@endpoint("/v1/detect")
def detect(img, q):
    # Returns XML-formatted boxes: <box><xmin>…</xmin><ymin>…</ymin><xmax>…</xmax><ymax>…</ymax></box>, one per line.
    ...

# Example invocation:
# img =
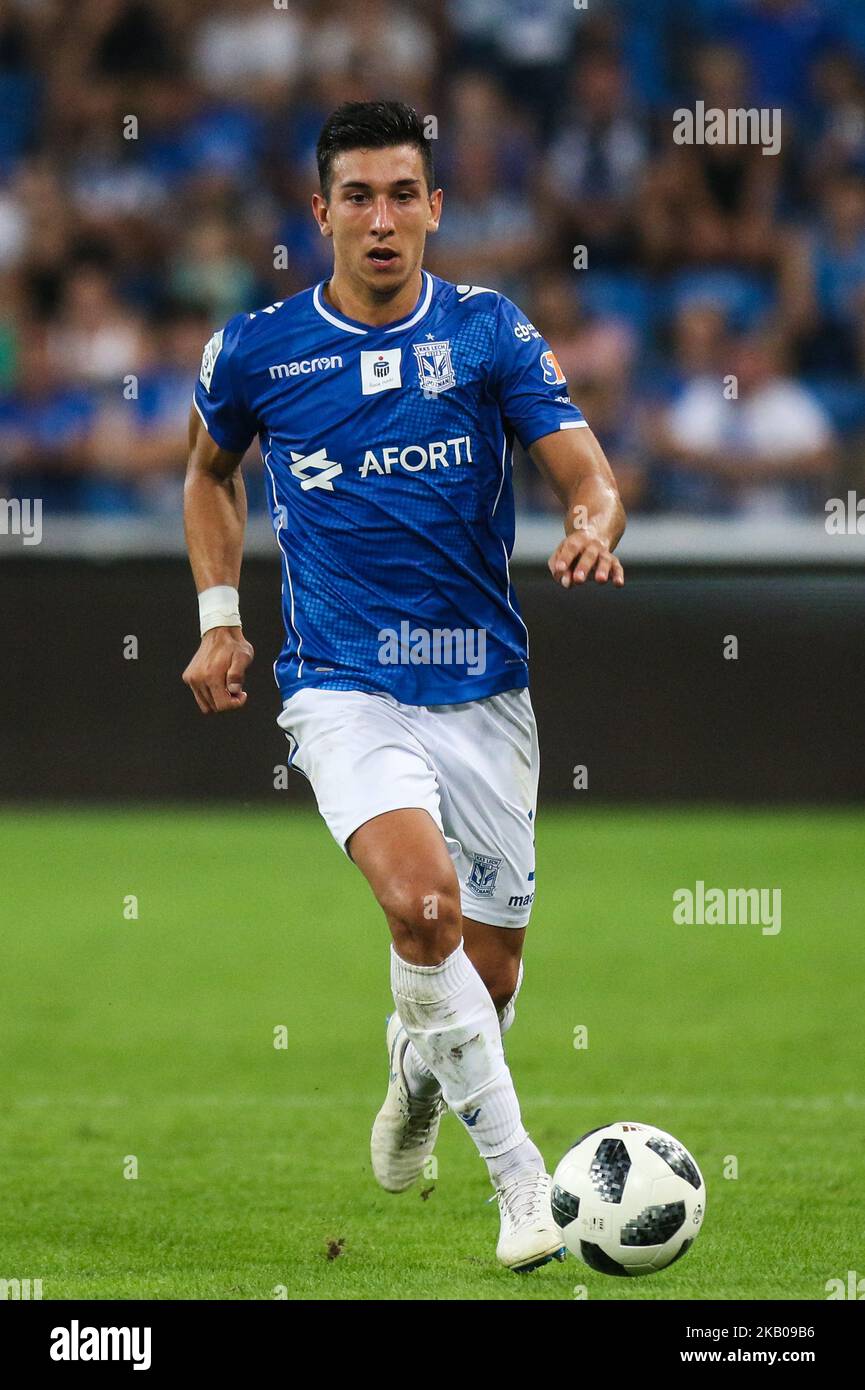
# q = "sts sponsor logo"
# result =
<box><xmin>540</xmin><ymin>349</ymin><xmax>566</xmax><ymax>386</ymax></box>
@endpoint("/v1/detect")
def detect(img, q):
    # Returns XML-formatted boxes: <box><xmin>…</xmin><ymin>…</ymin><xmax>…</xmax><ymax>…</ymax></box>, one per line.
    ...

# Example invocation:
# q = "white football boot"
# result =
<box><xmin>371</xmin><ymin>1012</ymin><xmax>446</xmax><ymax>1193</ymax></box>
<box><xmin>493</xmin><ymin>1169</ymin><xmax>568</xmax><ymax>1272</ymax></box>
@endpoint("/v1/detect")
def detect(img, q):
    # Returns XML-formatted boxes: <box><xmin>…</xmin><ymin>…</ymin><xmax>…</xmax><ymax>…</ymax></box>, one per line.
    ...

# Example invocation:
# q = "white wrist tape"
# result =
<box><xmin>198</xmin><ymin>585</ymin><xmax>241</xmax><ymax>635</ymax></box>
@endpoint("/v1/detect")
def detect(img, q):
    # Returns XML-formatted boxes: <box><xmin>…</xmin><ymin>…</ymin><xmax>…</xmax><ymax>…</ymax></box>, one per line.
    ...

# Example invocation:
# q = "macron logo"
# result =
<box><xmin>269</xmin><ymin>356</ymin><xmax>342</xmax><ymax>379</ymax></box>
<box><xmin>289</xmin><ymin>447</ymin><xmax>343</xmax><ymax>492</ymax></box>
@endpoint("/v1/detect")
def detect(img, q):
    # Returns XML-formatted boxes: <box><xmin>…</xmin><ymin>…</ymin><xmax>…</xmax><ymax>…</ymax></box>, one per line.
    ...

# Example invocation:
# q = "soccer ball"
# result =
<box><xmin>551</xmin><ymin>1121</ymin><xmax>706</xmax><ymax>1276</ymax></box>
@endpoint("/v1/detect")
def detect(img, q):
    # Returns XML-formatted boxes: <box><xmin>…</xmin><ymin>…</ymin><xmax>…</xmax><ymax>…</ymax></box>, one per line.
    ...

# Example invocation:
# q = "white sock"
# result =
<box><xmin>497</xmin><ymin>957</ymin><xmax>524</xmax><ymax>1038</ymax></box>
<box><xmin>390</xmin><ymin>938</ymin><xmax>527</xmax><ymax>1159</ymax></box>
<box><xmin>402</xmin><ymin>1039</ymin><xmax>442</xmax><ymax>1098</ymax></box>
<box><xmin>402</xmin><ymin>956</ymin><xmax>524</xmax><ymax>1097</ymax></box>
<box><xmin>486</xmin><ymin>1133</ymin><xmax>545</xmax><ymax>1186</ymax></box>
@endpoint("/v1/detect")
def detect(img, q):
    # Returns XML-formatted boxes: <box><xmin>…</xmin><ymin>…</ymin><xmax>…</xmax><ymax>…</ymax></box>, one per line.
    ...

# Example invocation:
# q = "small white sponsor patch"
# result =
<box><xmin>361</xmin><ymin>348</ymin><xmax>402</xmax><ymax>395</ymax></box>
<box><xmin>199</xmin><ymin>329</ymin><xmax>224</xmax><ymax>393</ymax></box>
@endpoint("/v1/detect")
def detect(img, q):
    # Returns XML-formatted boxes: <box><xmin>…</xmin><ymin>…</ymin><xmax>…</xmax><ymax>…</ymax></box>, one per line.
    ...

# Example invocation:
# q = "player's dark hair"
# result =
<box><xmin>316</xmin><ymin>101</ymin><xmax>435</xmax><ymax>199</ymax></box>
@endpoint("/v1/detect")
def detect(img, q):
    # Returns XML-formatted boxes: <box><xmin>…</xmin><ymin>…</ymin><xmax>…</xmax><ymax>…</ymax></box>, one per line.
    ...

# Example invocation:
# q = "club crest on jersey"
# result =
<box><xmin>413</xmin><ymin>339</ymin><xmax>456</xmax><ymax>396</ymax></box>
<box><xmin>466</xmin><ymin>852</ymin><xmax>503</xmax><ymax>898</ymax></box>
<box><xmin>199</xmin><ymin>329</ymin><xmax>224</xmax><ymax>393</ymax></box>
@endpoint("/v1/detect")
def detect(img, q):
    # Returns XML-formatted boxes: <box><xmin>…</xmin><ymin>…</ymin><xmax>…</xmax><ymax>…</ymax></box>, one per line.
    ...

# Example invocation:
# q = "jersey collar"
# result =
<box><xmin>312</xmin><ymin>270</ymin><xmax>434</xmax><ymax>336</ymax></box>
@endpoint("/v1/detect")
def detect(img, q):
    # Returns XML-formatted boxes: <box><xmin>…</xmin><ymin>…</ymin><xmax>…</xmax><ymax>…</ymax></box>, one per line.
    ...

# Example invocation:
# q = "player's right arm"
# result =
<box><xmin>182</xmin><ymin>404</ymin><xmax>254</xmax><ymax>714</ymax></box>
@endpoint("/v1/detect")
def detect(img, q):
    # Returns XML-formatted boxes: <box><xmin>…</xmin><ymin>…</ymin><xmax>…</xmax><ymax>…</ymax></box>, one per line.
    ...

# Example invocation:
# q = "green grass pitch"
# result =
<box><xmin>0</xmin><ymin>805</ymin><xmax>860</xmax><ymax>1301</ymax></box>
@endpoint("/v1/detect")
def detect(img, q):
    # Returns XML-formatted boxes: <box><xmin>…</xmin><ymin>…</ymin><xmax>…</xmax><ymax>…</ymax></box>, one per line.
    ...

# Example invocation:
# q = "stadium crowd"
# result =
<box><xmin>1</xmin><ymin>0</ymin><xmax>864</xmax><ymax>520</ymax></box>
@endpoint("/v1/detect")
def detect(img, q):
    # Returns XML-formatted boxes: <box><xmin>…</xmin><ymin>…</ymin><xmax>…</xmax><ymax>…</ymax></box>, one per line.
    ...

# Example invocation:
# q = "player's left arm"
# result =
<box><xmin>529</xmin><ymin>427</ymin><xmax>626</xmax><ymax>588</ymax></box>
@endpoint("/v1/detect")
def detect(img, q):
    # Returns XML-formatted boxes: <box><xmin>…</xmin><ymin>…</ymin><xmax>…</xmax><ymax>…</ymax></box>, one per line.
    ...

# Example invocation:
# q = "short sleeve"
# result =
<box><xmin>489</xmin><ymin>295</ymin><xmax>588</xmax><ymax>449</ymax></box>
<box><xmin>192</xmin><ymin>314</ymin><xmax>257</xmax><ymax>453</ymax></box>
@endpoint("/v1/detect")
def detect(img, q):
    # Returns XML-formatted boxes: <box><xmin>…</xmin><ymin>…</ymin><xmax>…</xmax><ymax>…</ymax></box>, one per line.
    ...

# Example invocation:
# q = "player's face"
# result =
<box><xmin>313</xmin><ymin>145</ymin><xmax>442</xmax><ymax>295</ymax></box>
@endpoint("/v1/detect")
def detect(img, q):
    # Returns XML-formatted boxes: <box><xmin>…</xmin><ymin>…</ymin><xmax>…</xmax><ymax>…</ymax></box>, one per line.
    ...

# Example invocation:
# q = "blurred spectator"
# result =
<box><xmin>85</xmin><ymin>301</ymin><xmax>231</xmax><ymax>514</ymax></box>
<box><xmin>47</xmin><ymin>262</ymin><xmax>145</xmax><ymax>387</ymax></box>
<box><xmin>0</xmin><ymin>327</ymin><xmax>96</xmax><ymax>510</ymax></box>
<box><xmin>669</xmin><ymin>301</ymin><xmax>731</xmax><ymax>382</ymax></box>
<box><xmin>272</xmin><ymin>168</ymin><xmax>335</xmax><ymax>297</ymax></box>
<box><xmin>780</xmin><ymin>170</ymin><xmax>865</xmax><ymax>375</ymax></box>
<box><xmin>542</xmin><ymin>50</ymin><xmax>647</xmax><ymax>269</ymax></box>
<box><xmin>716</xmin><ymin>0</ymin><xmax>838</xmax><ymax>112</ymax></box>
<box><xmin>425</xmin><ymin>137</ymin><xmax>541</xmax><ymax>297</ymax></box>
<box><xmin>574</xmin><ymin>377</ymin><xmax>646</xmax><ymax>516</ymax></box>
<box><xmin>807</xmin><ymin>49</ymin><xmax>865</xmax><ymax>184</ymax></box>
<box><xmin>517</xmin><ymin>271</ymin><xmax>644</xmax><ymax>515</ymax></box>
<box><xmin>192</xmin><ymin>0</ymin><xmax>305</xmax><ymax>101</ymax></box>
<box><xmin>529</xmin><ymin>270</ymin><xmax>636</xmax><ymax>392</ymax></box>
<box><xmin>639</xmin><ymin>44</ymin><xmax>780</xmax><ymax>270</ymax></box>
<box><xmin>90</xmin><ymin>0</ymin><xmax>176</xmax><ymax>80</ymax></box>
<box><xmin>445</xmin><ymin>0</ymin><xmax>581</xmax><ymax>134</ymax></box>
<box><xmin>0</xmin><ymin>0</ymin><xmax>41</xmax><ymax>173</ymax></box>
<box><xmin>652</xmin><ymin>329</ymin><xmax>837</xmax><ymax>516</ymax></box>
<box><xmin>170</xmin><ymin>219</ymin><xmax>257</xmax><ymax>324</ymax></box>
<box><xmin>443</xmin><ymin>70</ymin><xmax>537</xmax><ymax>196</ymax></box>
<box><xmin>305</xmin><ymin>0</ymin><xmax>436</xmax><ymax>108</ymax></box>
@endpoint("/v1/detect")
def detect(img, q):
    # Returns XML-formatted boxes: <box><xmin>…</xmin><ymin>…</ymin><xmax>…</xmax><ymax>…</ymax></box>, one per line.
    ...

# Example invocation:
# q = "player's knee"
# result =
<box><xmin>381</xmin><ymin>875</ymin><xmax>461</xmax><ymax>955</ymax></box>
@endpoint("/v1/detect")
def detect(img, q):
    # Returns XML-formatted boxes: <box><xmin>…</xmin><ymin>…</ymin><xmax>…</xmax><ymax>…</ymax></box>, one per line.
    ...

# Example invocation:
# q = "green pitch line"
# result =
<box><xmin>0</xmin><ymin>806</ymin><xmax>860</xmax><ymax>1301</ymax></box>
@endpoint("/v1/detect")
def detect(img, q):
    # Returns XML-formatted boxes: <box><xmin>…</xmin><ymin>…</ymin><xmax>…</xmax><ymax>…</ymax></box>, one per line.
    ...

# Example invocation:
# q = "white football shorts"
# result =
<box><xmin>276</xmin><ymin>685</ymin><xmax>539</xmax><ymax>928</ymax></box>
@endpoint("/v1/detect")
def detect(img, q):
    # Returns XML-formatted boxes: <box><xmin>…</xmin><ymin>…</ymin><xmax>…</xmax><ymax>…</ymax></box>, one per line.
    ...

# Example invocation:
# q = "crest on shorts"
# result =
<box><xmin>413</xmin><ymin>339</ymin><xmax>456</xmax><ymax>395</ymax></box>
<box><xmin>466</xmin><ymin>852</ymin><xmax>502</xmax><ymax>898</ymax></box>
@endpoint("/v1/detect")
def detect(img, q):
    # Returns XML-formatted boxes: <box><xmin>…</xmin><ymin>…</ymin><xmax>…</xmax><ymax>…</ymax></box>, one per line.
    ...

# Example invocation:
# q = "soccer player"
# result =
<box><xmin>183</xmin><ymin>101</ymin><xmax>625</xmax><ymax>1273</ymax></box>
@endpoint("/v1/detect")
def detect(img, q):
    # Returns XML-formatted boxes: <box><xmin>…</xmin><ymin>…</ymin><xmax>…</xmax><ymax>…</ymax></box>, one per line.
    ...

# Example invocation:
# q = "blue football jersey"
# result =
<box><xmin>192</xmin><ymin>271</ymin><xmax>587</xmax><ymax>705</ymax></box>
